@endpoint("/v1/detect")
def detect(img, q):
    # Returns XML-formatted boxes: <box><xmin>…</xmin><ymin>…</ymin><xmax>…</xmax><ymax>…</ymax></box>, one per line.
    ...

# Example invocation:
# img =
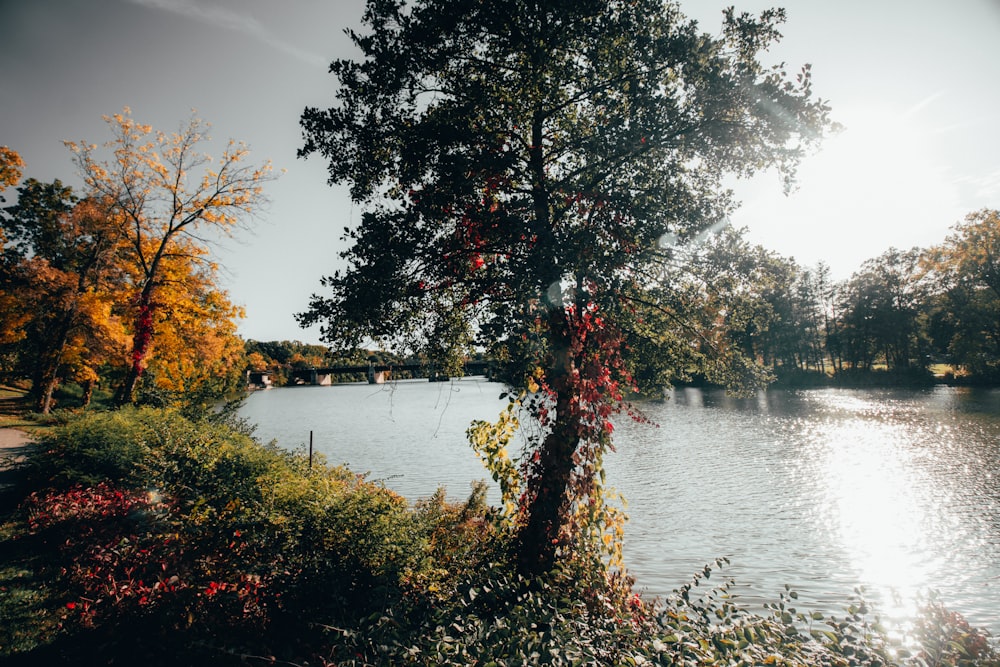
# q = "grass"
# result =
<box><xmin>0</xmin><ymin>537</ymin><xmax>61</xmax><ymax>655</ymax></box>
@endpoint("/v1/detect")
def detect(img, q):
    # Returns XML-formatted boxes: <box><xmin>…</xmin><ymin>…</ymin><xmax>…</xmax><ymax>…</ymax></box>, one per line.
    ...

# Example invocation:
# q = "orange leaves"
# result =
<box><xmin>64</xmin><ymin>108</ymin><xmax>276</xmax><ymax>403</ymax></box>
<box><xmin>71</xmin><ymin>108</ymin><xmax>276</xmax><ymax>246</ymax></box>
<box><xmin>0</xmin><ymin>145</ymin><xmax>25</xmax><ymax>189</ymax></box>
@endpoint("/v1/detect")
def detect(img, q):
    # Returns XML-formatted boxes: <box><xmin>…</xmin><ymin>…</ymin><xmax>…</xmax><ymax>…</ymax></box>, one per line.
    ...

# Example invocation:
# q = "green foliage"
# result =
<box><xmin>468</xmin><ymin>395</ymin><xmax>522</xmax><ymax>523</ymax></box>
<box><xmin>25</xmin><ymin>408</ymin><xmax>158</xmax><ymax>487</ymax></box>
<box><xmin>316</xmin><ymin>558</ymin><xmax>649</xmax><ymax>666</ymax></box>
<box><xmin>6</xmin><ymin>407</ymin><xmax>497</xmax><ymax>663</ymax></box>
<box><xmin>305</xmin><ymin>557</ymin><xmax>1000</xmax><ymax>667</ymax></box>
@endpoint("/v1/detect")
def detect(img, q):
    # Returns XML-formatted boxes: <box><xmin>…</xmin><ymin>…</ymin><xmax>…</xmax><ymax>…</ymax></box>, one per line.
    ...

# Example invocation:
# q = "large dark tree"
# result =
<box><xmin>299</xmin><ymin>0</ymin><xmax>831</xmax><ymax>573</ymax></box>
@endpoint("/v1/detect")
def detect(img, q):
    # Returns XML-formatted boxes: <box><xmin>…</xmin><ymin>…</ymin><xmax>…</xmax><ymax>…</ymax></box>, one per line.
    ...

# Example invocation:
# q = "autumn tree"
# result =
<box><xmin>125</xmin><ymin>241</ymin><xmax>248</xmax><ymax>410</ymax></box>
<box><xmin>0</xmin><ymin>146</ymin><xmax>25</xmax><ymax>195</ymax></box>
<box><xmin>1</xmin><ymin>177</ymin><xmax>130</xmax><ymax>411</ymax></box>
<box><xmin>299</xmin><ymin>0</ymin><xmax>831</xmax><ymax>573</ymax></box>
<box><xmin>66</xmin><ymin>109</ymin><xmax>277</xmax><ymax>405</ymax></box>
<box><xmin>0</xmin><ymin>147</ymin><xmax>28</xmax><ymax>376</ymax></box>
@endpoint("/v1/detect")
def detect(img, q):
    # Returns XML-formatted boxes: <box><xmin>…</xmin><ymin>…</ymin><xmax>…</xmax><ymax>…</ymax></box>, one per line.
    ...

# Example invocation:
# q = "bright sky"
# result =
<box><xmin>3</xmin><ymin>0</ymin><xmax>999</xmax><ymax>345</ymax></box>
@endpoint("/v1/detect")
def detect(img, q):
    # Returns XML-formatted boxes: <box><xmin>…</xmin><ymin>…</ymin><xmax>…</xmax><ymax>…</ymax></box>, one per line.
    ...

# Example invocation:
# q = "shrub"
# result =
<box><xmin>10</xmin><ymin>407</ymin><xmax>484</xmax><ymax>663</ymax></box>
<box><xmin>25</xmin><ymin>408</ymin><xmax>158</xmax><ymax>487</ymax></box>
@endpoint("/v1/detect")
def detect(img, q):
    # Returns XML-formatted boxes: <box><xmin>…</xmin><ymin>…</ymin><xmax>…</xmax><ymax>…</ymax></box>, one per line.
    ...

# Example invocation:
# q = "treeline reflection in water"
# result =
<box><xmin>239</xmin><ymin>381</ymin><xmax>1000</xmax><ymax>636</ymax></box>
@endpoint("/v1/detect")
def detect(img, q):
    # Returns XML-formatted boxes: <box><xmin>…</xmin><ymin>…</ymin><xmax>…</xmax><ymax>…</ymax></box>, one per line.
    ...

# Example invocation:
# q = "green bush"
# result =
<box><xmin>9</xmin><ymin>407</ymin><xmax>486</xmax><ymax>663</ymax></box>
<box><xmin>25</xmin><ymin>408</ymin><xmax>158</xmax><ymax>487</ymax></box>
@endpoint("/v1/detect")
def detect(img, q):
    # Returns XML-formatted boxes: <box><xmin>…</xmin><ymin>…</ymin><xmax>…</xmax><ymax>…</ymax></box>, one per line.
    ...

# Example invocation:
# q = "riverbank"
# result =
<box><xmin>676</xmin><ymin>366</ymin><xmax>1000</xmax><ymax>391</ymax></box>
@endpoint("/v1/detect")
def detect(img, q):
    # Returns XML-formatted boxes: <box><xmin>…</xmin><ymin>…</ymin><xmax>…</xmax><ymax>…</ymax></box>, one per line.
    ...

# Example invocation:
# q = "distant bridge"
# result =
<box><xmin>288</xmin><ymin>359</ymin><xmax>495</xmax><ymax>385</ymax></box>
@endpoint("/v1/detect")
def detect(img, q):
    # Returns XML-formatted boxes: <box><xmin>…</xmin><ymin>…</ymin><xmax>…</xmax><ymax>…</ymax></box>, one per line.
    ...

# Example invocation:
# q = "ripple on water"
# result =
<box><xmin>240</xmin><ymin>383</ymin><xmax>1000</xmax><ymax>636</ymax></box>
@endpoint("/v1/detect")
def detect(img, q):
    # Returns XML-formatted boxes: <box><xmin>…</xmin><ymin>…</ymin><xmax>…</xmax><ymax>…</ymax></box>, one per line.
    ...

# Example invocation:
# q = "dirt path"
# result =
<box><xmin>0</xmin><ymin>428</ymin><xmax>32</xmax><ymax>447</ymax></box>
<box><xmin>0</xmin><ymin>389</ymin><xmax>34</xmax><ymax>466</ymax></box>
<box><xmin>0</xmin><ymin>428</ymin><xmax>34</xmax><ymax>508</ymax></box>
<box><xmin>0</xmin><ymin>427</ymin><xmax>33</xmax><ymax>466</ymax></box>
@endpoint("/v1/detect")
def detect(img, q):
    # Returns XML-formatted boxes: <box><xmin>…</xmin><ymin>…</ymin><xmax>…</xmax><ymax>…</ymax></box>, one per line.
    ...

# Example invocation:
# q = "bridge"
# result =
<box><xmin>288</xmin><ymin>359</ymin><xmax>495</xmax><ymax>385</ymax></box>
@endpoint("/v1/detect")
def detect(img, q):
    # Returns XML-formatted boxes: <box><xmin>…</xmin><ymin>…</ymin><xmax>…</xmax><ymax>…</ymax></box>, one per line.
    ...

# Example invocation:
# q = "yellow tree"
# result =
<box><xmin>135</xmin><ymin>239</ymin><xmax>248</xmax><ymax>405</ymax></box>
<box><xmin>66</xmin><ymin>109</ymin><xmax>277</xmax><ymax>405</ymax></box>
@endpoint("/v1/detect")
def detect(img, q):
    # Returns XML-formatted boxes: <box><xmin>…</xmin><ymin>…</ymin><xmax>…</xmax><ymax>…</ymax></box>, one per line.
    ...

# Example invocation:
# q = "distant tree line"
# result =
<box><xmin>244</xmin><ymin>339</ymin><xmax>492</xmax><ymax>385</ymax></box>
<box><xmin>244</xmin><ymin>340</ymin><xmax>396</xmax><ymax>385</ymax></box>
<box><xmin>248</xmin><ymin>209</ymin><xmax>1000</xmax><ymax>391</ymax></box>
<box><xmin>681</xmin><ymin>209</ymin><xmax>1000</xmax><ymax>387</ymax></box>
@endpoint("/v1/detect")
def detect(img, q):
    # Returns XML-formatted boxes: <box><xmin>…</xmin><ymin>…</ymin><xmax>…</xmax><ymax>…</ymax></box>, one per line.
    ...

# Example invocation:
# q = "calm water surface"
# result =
<box><xmin>239</xmin><ymin>381</ymin><xmax>1000</xmax><ymax>635</ymax></box>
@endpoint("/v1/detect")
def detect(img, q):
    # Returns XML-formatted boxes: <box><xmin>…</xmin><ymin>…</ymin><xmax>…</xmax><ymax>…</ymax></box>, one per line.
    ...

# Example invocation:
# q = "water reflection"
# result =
<box><xmin>609</xmin><ymin>386</ymin><xmax>1000</xmax><ymax>635</ymax></box>
<box><xmin>810</xmin><ymin>417</ymin><xmax>930</xmax><ymax>627</ymax></box>
<box><xmin>241</xmin><ymin>383</ymin><xmax>1000</xmax><ymax>636</ymax></box>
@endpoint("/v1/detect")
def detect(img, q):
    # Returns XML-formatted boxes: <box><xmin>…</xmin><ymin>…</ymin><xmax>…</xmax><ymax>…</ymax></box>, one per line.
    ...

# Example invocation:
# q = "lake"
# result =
<box><xmin>238</xmin><ymin>380</ymin><xmax>1000</xmax><ymax>636</ymax></box>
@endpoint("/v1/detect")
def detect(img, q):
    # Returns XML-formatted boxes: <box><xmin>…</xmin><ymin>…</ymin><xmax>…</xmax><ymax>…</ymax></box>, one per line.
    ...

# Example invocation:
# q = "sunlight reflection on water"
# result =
<box><xmin>607</xmin><ymin>386</ymin><xmax>1000</xmax><ymax>635</ymax></box>
<box><xmin>240</xmin><ymin>382</ymin><xmax>1000</xmax><ymax>636</ymax></box>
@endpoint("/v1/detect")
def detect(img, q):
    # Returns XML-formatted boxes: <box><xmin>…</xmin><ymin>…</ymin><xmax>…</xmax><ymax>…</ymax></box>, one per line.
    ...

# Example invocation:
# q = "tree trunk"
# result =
<box><xmin>516</xmin><ymin>309</ymin><xmax>582</xmax><ymax>576</ymax></box>
<box><xmin>33</xmin><ymin>366</ymin><xmax>58</xmax><ymax>414</ymax></box>
<box><xmin>31</xmin><ymin>313</ymin><xmax>74</xmax><ymax>414</ymax></box>
<box><xmin>80</xmin><ymin>379</ymin><xmax>95</xmax><ymax>408</ymax></box>
<box><xmin>115</xmin><ymin>294</ymin><xmax>155</xmax><ymax>406</ymax></box>
<box><xmin>115</xmin><ymin>365</ymin><xmax>141</xmax><ymax>407</ymax></box>
<box><xmin>517</xmin><ymin>386</ymin><xmax>580</xmax><ymax>575</ymax></box>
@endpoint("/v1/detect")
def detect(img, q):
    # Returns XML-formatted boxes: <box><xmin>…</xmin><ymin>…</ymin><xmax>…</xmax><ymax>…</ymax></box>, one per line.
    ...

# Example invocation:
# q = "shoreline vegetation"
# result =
<box><xmin>1</xmin><ymin>393</ymin><xmax>997</xmax><ymax>665</ymax></box>
<box><xmin>683</xmin><ymin>368</ymin><xmax>1000</xmax><ymax>391</ymax></box>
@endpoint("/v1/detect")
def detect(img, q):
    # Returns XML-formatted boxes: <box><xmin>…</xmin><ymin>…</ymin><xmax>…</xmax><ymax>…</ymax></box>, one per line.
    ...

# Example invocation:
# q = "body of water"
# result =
<box><xmin>238</xmin><ymin>380</ymin><xmax>1000</xmax><ymax>635</ymax></box>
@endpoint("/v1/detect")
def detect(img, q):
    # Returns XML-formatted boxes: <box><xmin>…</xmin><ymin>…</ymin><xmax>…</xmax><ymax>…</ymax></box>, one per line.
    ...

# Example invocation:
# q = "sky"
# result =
<box><xmin>2</xmin><ymin>0</ymin><xmax>999</xmax><ymax>346</ymax></box>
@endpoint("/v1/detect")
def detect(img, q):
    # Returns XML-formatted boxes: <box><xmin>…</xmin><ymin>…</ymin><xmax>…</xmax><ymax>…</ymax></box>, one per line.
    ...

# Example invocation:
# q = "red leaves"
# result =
<box><xmin>204</xmin><ymin>580</ymin><xmax>223</xmax><ymax>597</ymax></box>
<box><xmin>26</xmin><ymin>482</ymin><xmax>270</xmax><ymax>632</ymax></box>
<box><xmin>514</xmin><ymin>296</ymin><xmax>647</xmax><ymax>563</ymax></box>
<box><xmin>129</xmin><ymin>300</ymin><xmax>156</xmax><ymax>373</ymax></box>
<box><xmin>27</xmin><ymin>482</ymin><xmax>147</xmax><ymax>533</ymax></box>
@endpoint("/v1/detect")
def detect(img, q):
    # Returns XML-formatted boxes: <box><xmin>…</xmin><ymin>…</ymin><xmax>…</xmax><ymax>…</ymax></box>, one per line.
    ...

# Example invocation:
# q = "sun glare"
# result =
<box><xmin>735</xmin><ymin>105</ymin><xmax>964</xmax><ymax>276</ymax></box>
<box><xmin>822</xmin><ymin>425</ymin><xmax>925</xmax><ymax>607</ymax></box>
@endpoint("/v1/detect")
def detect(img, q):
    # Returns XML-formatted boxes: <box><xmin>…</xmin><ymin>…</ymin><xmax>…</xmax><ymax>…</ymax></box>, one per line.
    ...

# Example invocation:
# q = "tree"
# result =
<box><xmin>1</xmin><ymin>180</ymin><xmax>129</xmax><ymax>412</ymax></box>
<box><xmin>66</xmin><ymin>109</ymin><xmax>277</xmax><ymax>405</ymax></box>
<box><xmin>132</xmin><ymin>253</ymin><xmax>248</xmax><ymax>409</ymax></box>
<box><xmin>0</xmin><ymin>147</ymin><xmax>28</xmax><ymax>366</ymax></box>
<box><xmin>924</xmin><ymin>209</ymin><xmax>1000</xmax><ymax>377</ymax></box>
<box><xmin>299</xmin><ymin>0</ymin><xmax>831</xmax><ymax>573</ymax></box>
<box><xmin>837</xmin><ymin>247</ymin><xmax>928</xmax><ymax>373</ymax></box>
<box><xmin>0</xmin><ymin>146</ymin><xmax>24</xmax><ymax>195</ymax></box>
